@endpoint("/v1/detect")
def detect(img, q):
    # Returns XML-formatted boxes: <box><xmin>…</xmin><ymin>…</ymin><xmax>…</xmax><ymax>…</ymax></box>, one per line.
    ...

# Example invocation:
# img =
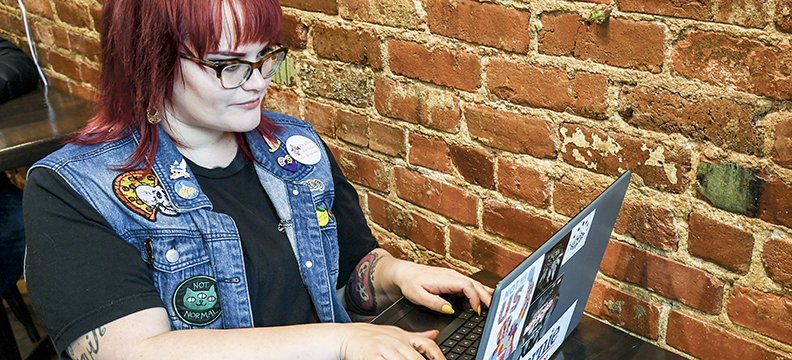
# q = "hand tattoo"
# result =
<box><xmin>346</xmin><ymin>252</ymin><xmax>381</xmax><ymax>315</ymax></box>
<box><xmin>67</xmin><ymin>326</ymin><xmax>106</xmax><ymax>360</ymax></box>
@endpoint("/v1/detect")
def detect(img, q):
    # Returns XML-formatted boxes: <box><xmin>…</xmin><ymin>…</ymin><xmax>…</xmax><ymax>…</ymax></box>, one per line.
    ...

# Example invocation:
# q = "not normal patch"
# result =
<box><xmin>172</xmin><ymin>275</ymin><xmax>221</xmax><ymax>326</ymax></box>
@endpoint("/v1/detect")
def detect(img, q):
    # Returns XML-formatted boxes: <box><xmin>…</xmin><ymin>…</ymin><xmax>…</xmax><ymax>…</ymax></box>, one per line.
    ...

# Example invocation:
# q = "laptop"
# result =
<box><xmin>372</xmin><ymin>171</ymin><xmax>632</xmax><ymax>360</ymax></box>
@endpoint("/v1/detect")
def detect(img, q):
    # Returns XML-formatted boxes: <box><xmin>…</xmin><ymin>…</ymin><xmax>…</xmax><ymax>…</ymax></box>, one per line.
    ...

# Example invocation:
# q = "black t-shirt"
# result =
<box><xmin>23</xmin><ymin>143</ymin><xmax>378</xmax><ymax>354</ymax></box>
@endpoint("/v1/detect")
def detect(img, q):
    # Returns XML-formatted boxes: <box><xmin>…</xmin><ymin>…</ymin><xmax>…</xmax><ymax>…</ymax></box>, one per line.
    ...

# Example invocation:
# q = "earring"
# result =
<box><xmin>146</xmin><ymin>109</ymin><xmax>162</xmax><ymax>124</ymax></box>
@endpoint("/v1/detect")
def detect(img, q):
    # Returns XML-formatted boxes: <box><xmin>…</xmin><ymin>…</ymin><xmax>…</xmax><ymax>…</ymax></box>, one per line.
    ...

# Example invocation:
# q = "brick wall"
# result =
<box><xmin>2</xmin><ymin>0</ymin><xmax>791</xmax><ymax>358</ymax></box>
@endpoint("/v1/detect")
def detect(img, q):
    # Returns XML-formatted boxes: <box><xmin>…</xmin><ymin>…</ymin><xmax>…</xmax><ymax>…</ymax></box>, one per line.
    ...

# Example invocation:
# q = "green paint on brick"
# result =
<box><xmin>272</xmin><ymin>55</ymin><xmax>295</xmax><ymax>86</ymax></box>
<box><xmin>696</xmin><ymin>162</ymin><xmax>763</xmax><ymax>215</ymax></box>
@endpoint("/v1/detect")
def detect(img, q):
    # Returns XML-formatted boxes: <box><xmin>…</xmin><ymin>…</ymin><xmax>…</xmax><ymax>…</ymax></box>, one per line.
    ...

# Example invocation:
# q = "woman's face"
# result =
<box><xmin>165</xmin><ymin>31</ymin><xmax>272</xmax><ymax>141</ymax></box>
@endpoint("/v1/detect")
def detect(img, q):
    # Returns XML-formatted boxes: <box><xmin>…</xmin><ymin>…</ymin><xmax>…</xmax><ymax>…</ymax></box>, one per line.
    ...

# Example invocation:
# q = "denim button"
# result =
<box><xmin>292</xmin><ymin>189</ymin><xmax>299</xmax><ymax>196</ymax></box>
<box><xmin>165</xmin><ymin>249</ymin><xmax>180</xmax><ymax>263</ymax></box>
<box><xmin>305</xmin><ymin>260</ymin><xmax>313</xmax><ymax>268</ymax></box>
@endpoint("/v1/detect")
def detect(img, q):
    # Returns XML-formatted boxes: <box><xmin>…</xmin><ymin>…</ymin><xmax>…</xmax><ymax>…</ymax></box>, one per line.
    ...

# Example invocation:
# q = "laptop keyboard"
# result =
<box><xmin>439</xmin><ymin>308</ymin><xmax>488</xmax><ymax>360</ymax></box>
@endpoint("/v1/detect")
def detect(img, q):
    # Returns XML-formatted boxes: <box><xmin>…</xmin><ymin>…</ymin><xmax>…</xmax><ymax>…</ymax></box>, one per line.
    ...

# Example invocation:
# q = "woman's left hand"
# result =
<box><xmin>381</xmin><ymin>254</ymin><xmax>495</xmax><ymax>315</ymax></box>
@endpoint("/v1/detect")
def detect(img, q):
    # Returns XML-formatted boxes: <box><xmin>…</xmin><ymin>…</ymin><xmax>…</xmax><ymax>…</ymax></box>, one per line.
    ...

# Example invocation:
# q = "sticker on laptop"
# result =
<box><xmin>483</xmin><ymin>254</ymin><xmax>543</xmax><ymax>360</ymax></box>
<box><xmin>561</xmin><ymin>209</ymin><xmax>596</xmax><ymax>266</ymax></box>
<box><xmin>517</xmin><ymin>300</ymin><xmax>577</xmax><ymax>360</ymax></box>
<box><xmin>536</xmin><ymin>237</ymin><xmax>569</xmax><ymax>295</ymax></box>
<box><xmin>519</xmin><ymin>275</ymin><xmax>564</xmax><ymax>357</ymax></box>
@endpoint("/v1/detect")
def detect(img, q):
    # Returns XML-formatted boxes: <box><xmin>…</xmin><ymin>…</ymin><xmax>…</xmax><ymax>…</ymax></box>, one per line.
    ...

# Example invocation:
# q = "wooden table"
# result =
<box><xmin>0</xmin><ymin>88</ymin><xmax>92</xmax><ymax>171</ymax></box>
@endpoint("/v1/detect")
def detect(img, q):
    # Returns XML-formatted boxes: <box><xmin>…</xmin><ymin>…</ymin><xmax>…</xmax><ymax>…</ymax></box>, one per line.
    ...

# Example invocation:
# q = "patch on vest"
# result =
<box><xmin>113</xmin><ymin>170</ymin><xmax>178</xmax><ymax>221</ymax></box>
<box><xmin>172</xmin><ymin>275</ymin><xmax>222</xmax><ymax>326</ymax></box>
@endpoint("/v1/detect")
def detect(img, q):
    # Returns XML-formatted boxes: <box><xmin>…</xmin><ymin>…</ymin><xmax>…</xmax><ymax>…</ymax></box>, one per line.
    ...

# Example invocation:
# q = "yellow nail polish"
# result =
<box><xmin>477</xmin><ymin>305</ymin><xmax>481</xmax><ymax>316</ymax></box>
<box><xmin>441</xmin><ymin>304</ymin><xmax>455</xmax><ymax>314</ymax></box>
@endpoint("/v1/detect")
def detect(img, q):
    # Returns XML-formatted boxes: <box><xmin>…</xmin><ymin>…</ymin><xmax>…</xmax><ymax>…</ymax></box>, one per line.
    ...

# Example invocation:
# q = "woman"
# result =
<box><xmin>23</xmin><ymin>0</ymin><xmax>492</xmax><ymax>359</ymax></box>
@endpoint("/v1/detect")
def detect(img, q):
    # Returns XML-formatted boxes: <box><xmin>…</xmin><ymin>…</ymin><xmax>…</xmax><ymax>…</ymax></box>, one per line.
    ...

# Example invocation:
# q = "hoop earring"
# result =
<box><xmin>146</xmin><ymin>109</ymin><xmax>162</xmax><ymax>125</ymax></box>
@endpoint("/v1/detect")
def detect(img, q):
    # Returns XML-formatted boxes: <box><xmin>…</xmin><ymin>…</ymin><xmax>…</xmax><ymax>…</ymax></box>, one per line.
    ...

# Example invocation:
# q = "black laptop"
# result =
<box><xmin>372</xmin><ymin>171</ymin><xmax>632</xmax><ymax>360</ymax></box>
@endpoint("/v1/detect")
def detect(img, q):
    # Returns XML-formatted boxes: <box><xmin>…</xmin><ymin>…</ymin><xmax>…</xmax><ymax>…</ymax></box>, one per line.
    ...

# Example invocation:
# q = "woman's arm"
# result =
<box><xmin>346</xmin><ymin>248</ymin><xmax>494</xmax><ymax>316</ymax></box>
<box><xmin>67</xmin><ymin>307</ymin><xmax>443</xmax><ymax>360</ymax></box>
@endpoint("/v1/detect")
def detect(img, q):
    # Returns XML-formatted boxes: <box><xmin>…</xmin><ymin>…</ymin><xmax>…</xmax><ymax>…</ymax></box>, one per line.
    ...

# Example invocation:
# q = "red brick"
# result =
<box><xmin>313</xmin><ymin>23</ymin><xmax>382</xmax><ymax>69</ymax></box>
<box><xmin>497</xmin><ymin>157</ymin><xmax>549</xmax><ymax>208</ymax></box>
<box><xmin>757</xmin><ymin>172</ymin><xmax>792</xmax><ymax>228</ymax></box>
<box><xmin>672</xmin><ymin>31</ymin><xmax>792</xmax><ymax>101</ymax></box>
<box><xmin>728</xmin><ymin>286</ymin><xmax>792</xmax><ymax>345</ymax></box>
<box><xmin>304</xmin><ymin>100</ymin><xmax>336</xmax><ymax>137</ymax></box>
<box><xmin>336</xmin><ymin>110</ymin><xmax>369</xmax><ymax>147</ymax></box>
<box><xmin>89</xmin><ymin>2</ymin><xmax>101</xmax><ymax>32</ymax></box>
<box><xmin>465</xmin><ymin>104</ymin><xmax>556</xmax><ymax>158</ymax></box>
<box><xmin>375</xmin><ymin>232</ymin><xmax>409</xmax><ymax>260</ymax></box>
<box><xmin>408</xmin><ymin>133</ymin><xmax>452</xmax><ymax>173</ymax></box>
<box><xmin>394</xmin><ymin>167</ymin><xmax>478</xmax><ymax>225</ymax></box>
<box><xmin>79</xmin><ymin>63</ymin><xmax>100</xmax><ymax>86</ymax></box>
<box><xmin>368</xmin><ymin>194</ymin><xmax>445</xmax><ymax>254</ymax></box>
<box><xmin>279</xmin><ymin>13</ymin><xmax>308</xmax><ymax>49</ymax></box>
<box><xmin>45</xmin><ymin>76</ymin><xmax>71</xmax><ymax>94</ymax></box>
<box><xmin>68</xmin><ymin>33</ymin><xmax>100</xmax><ymax>62</ymax></box>
<box><xmin>585</xmin><ymin>280</ymin><xmax>661</xmax><ymax>339</ymax></box>
<box><xmin>552</xmin><ymin>175</ymin><xmax>606</xmax><ymax>217</ymax></box>
<box><xmin>336</xmin><ymin>149</ymin><xmax>389</xmax><ymax>192</ymax></box>
<box><xmin>560</xmin><ymin>124</ymin><xmax>691</xmax><ymax>193</ymax></box>
<box><xmin>763</xmin><ymin>237</ymin><xmax>792</xmax><ymax>290</ymax></box>
<box><xmin>426</xmin><ymin>0</ymin><xmax>530</xmax><ymax>53</ymax></box>
<box><xmin>601</xmin><ymin>241</ymin><xmax>725</xmax><ymax>314</ymax></box>
<box><xmin>488</xmin><ymin>59</ymin><xmax>608</xmax><ymax>119</ymax></box>
<box><xmin>483</xmin><ymin>200</ymin><xmax>559</xmax><ymax>249</ymax></box>
<box><xmin>779</xmin><ymin>0</ymin><xmax>792</xmax><ymax>33</ymax></box>
<box><xmin>71</xmin><ymin>84</ymin><xmax>97</xmax><ymax>102</ymax></box>
<box><xmin>31</xmin><ymin>21</ymin><xmax>54</xmax><ymax>46</ymax></box>
<box><xmin>281</xmin><ymin>0</ymin><xmax>338</xmax><ymax>14</ymax></box>
<box><xmin>667</xmin><ymin>311</ymin><xmax>790</xmax><ymax>360</ymax></box>
<box><xmin>388</xmin><ymin>40</ymin><xmax>481</xmax><ymax>92</ymax></box>
<box><xmin>369</xmin><ymin>121</ymin><xmax>405</xmax><ymax>157</ymax></box>
<box><xmin>54</xmin><ymin>1</ymin><xmax>92</xmax><ymax>28</ymax></box>
<box><xmin>688</xmin><ymin>213</ymin><xmax>754</xmax><ymax>274</ymax></box>
<box><xmin>450</xmin><ymin>145</ymin><xmax>495</xmax><ymax>189</ymax></box>
<box><xmin>620</xmin><ymin>0</ymin><xmax>767</xmax><ymax>28</ymax></box>
<box><xmin>539</xmin><ymin>13</ymin><xmax>665</xmax><ymax>73</ymax></box>
<box><xmin>339</xmin><ymin>0</ymin><xmax>422</xmax><ymax>29</ymax></box>
<box><xmin>614</xmin><ymin>201</ymin><xmax>678</xmax><ymax>252</ymax></box>
<box><xmin>619</xmin><ymin>85</ymin><xmax>762</xmax><ymax>155</ymax></box>
<box><xmin>263</xmin><ymin>86</ymin><xmax>300</xmax><ymax>118</ymax></box>
<box><xmin>0</xmin><ymin>10</ymin><xmax>22</xmax><ymax>35</ymax></box>
<box><xmin>47</xmin><ymin>50</ymin><xmax>81</xmax><ymax>81</ymax></box>
<box><xmin>773</xmin><ymin>114</ymin><xmax>792</xmax><ymax>169</ymax></box>
<box><xmin>24</xmin><ymin>0</ymin><xmax>54</xmax><ymax>19</ymax></box>
<box><xmin>449</xmin><ymin>226</ymin><xmax>527</xmax><ymax>278</ymax></box>
<box><xmin>52</xmin><ymin>26</ymin><xmax>70</xmax><ymax>49</ymax></box>
<box><xmin>374</xmin><ymin>77</ymin><xmax>462</xmax><ymax>133</ymax></box>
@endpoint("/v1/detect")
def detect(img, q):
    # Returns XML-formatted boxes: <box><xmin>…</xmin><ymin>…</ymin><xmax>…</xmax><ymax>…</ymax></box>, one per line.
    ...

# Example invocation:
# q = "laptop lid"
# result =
<box><xmin>477</xmin><ymin>171</ymin><xmax>631</xmax><ymax>360</ymax></box>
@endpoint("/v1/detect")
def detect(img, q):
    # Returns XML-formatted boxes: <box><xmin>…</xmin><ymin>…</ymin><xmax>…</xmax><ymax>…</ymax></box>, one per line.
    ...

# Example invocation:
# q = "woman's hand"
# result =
<box><xmin>382</xmin><ymin>258</ymin><xmax>495</xmax><ymax>315</ymax></box>
<box><xmin>339</xmin><ymin>323</ymin><xmax>443</xmax><ymax>360</ymax></box>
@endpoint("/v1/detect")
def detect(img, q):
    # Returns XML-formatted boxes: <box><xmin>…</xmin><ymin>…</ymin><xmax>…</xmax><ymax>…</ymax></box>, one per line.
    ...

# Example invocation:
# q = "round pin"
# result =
<box><xmin>166</xmin><ymin>249</ymin><xmax>180</xmax><ymax>263</ymax></box>
<box><xmin>285</xmin><ymin>135</ymin><xmax>322</xmax><ymax>165</ymax></box>
<box><xmin>174</xmin><ymin>180</ymin><xmax>199</xmax><ymax>199</ymax></box>
<box><xmin>305</xmin><ymin>260</ymin><xmax>313</xmax><ymax>268</ymax></box>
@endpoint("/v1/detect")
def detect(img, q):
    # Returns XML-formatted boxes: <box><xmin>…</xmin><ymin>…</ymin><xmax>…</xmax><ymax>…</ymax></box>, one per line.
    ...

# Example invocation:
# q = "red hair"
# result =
<box><xmin>74</xmin><ymin>0</ymin><xmax>282</xmax><ymax>170</ymax></box>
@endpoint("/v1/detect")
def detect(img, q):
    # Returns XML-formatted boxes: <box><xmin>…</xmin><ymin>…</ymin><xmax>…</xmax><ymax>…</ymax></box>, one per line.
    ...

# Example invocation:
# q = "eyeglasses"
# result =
<box><xmin>180</xmin><ymin>46</ymin><xmax>288</xmax><ymax>89</ymax></box>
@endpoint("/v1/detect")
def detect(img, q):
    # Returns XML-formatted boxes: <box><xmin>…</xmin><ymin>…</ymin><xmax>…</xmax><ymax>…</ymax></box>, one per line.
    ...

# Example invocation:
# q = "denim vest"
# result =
<box><xmin>31</xmin><ymin>111</ymin><xmax>351</xmax><ymax>330</ymax></box>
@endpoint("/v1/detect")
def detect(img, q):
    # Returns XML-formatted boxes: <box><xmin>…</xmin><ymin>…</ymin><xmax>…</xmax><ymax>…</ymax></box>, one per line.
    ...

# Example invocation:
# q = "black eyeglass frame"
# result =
<box><xmin>180</xmin><ymin>45</ymin><xmax>289</xmax><ymax>89</ymax></box>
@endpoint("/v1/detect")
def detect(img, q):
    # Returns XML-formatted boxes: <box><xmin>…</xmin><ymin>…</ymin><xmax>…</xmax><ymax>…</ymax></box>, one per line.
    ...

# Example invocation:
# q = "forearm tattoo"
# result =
<box><xmin>346</xmin><ymin>251</ymin><xmax>382</xmax><ymax>315</ymax></box>
<box><xmin>67</xmin><ymin>326</ymin><xmax>106</xmax><ymax>360</ymax></box>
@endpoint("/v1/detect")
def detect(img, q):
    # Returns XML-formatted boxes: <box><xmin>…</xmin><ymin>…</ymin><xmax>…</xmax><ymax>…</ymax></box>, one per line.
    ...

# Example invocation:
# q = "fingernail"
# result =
<box><xmin>433</xmin><ymin>329</ymin><xmax>440</xmax><ymax>336</ymax></box>
<box><xmin>477</xmin><ymin>305</ymin><xmax>481</xmax><ymax>316</ymax></box>
<box><xmin>441</xmin><ymin>304</ymin><xmax>455</xmax><ymax>314</ymax></box>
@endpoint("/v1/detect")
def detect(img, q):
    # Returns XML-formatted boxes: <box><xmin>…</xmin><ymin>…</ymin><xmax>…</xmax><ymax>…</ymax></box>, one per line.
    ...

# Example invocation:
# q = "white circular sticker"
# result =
<box><xmin>285</xmin><ymin>135</ymin><xmax>322</xmax><ymax>165</ymax></box>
